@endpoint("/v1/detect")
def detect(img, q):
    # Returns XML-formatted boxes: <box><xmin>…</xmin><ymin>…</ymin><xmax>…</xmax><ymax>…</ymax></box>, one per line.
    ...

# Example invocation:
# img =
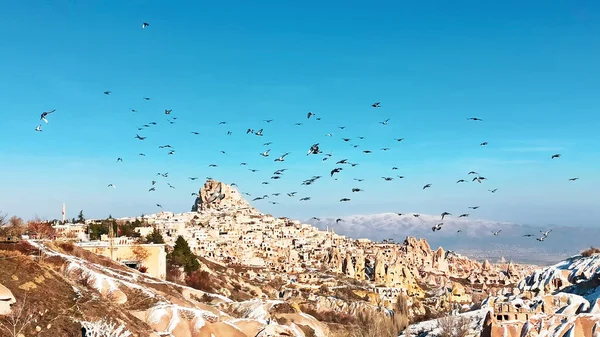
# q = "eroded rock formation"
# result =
<box><xmin>192</xmin><ymin>179</ymin><xmax>251</xmax><ymax>212</ymax></box>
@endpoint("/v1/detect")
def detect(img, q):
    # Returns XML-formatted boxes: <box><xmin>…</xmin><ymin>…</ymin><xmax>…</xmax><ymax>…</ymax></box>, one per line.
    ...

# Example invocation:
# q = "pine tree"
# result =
<box><xmin>168</xmin><ymin>236</ymin><xmax>199</xmax><ymax>274</ymax></box>
<box><xmin>145</xmin><ymin>227</ymin><xmax>165</xmax><ymax>244</ymax></box>
<box><xmin>77</xmin><ymin>210</ymin><xmax>85</xmax><ymax>223</ymax></box>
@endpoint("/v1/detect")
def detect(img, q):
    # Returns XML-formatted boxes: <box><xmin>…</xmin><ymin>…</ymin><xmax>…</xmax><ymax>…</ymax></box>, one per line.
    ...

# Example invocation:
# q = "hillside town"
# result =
<box><xmin>42</xmin><ymin>180</ymin><xmax>534</xmax><ymax>313</ymax></box>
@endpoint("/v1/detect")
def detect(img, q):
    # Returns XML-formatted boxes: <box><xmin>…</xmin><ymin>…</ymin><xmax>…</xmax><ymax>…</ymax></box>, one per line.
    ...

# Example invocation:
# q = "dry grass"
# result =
<box><xmin>437</xmin><ymin>315</ymin><xmax>471</xmax><ymax>337</ymax></box>
<box><xmin>581</xmin><ymin>247</ymin><xmax>600</xmax><ymax>257</ymax></box>
<box><xmin>121</xmin><ymin>288</ymin><xmax>160</xmax><ymax>311</ymax></box>
<box><xmin>185</xmin><ymin>270</ymin><xmax>214</xmax><ymax>292</ymax></box>
<box><xmin>300</xmin><ymin>306</ymin><xmax>357</xmax><ymax>325</ymax></box>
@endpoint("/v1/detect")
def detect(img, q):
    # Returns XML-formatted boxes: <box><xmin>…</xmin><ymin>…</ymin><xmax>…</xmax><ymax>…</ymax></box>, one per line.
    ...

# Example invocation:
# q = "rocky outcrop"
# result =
<box><xmin>0</xmin><ymin>282</ymin><xmax>16</xmax><ymax>315</ymax></box>
<box><xmin>192</xmin><ymin>180</ymin><xmax>251</xmax><ymax>212</ymax></box>
<box><xmin>480</xmin><ymin>254</ymin><xmax>600</xmax><ymax>337</ymax></box>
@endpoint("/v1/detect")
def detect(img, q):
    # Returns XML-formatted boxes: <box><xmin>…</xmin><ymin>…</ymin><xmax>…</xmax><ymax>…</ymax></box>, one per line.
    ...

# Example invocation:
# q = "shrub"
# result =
<box><xmin>267</xmin><ymin>276</ymin><xmax>286</xmax><ymax>290</ymax></box>
<box><xmin>58</xmin><ymin>241</ymin><xmax>75</xmax><ymax>253</ymax></box>
<box><xmin>350</xmin><ymin>310</ymin><xmax>400</xmax><ymax>337</ymax></box>
<box><xmin>271</xmin><ymin>302</ymin><xmax>297</xmax><ymax>314</ymax></box>
<box><xmin>300</xmin><ymin>306</ymin><xmax>357</xmax><ymax>325</ymax></box>
<box><xmin>166</xmin><ymin>266</ymin><xmax>183</xmax><ymax>283</ymax></box>
<box><xmin>437</xmin><ymin>315</ymin><xmax>470</xmax><ymax>337</ymax></box>
<box><xmin>185</xmin><ymin>270</ymin><xmax>213</xmax><ymax>292</ymax></box>
<box><xmin>581</xmin><ymin>247</ymin><xmax>600</xmax><ymax>257</ymax></box>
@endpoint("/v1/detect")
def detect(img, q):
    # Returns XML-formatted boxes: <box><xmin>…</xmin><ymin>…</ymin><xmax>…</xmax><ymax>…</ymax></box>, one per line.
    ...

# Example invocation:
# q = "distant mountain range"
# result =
<box><xmin>305</xmin><ymin>213</ymin><xmax>599</xmax><ymax>265</ymax></box>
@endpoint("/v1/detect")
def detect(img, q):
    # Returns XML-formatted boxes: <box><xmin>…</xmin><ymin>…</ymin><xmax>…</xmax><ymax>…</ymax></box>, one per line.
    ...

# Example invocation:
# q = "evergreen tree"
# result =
<box><xmin>145</xmin><ymin>227</ymin><xmax>165</xmax><ymax>244</ymax></box>
<box><xmin>77</xmin><ymin>210</ymin><xmax>85</xmax><ymax>223</ymax></box>
<box><xmin>168</xmin><ymin>236</ymin><xmax>199</xmax><ymax>274</ymax></box>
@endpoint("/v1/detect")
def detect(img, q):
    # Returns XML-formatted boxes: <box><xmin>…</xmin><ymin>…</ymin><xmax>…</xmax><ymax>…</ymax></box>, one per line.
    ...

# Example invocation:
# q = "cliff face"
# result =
<box><xmin>480</xmin><ymin>254</ymin><xmax>600</xmax><ymax>337</ymax></box>
<box><xmin>192</xmin><ymin>179</ymin><xmax>251</xmax><ymax>212</ymax></box>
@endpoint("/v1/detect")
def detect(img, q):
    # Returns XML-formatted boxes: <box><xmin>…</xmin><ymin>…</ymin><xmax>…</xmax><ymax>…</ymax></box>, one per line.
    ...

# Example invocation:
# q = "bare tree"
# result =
<box><xmin>131</xmin><ymin>243</ymin><xmax>151</xmax><ymax>266</ymax></box>
<box><xmin>0</xmin><ymin>211</ymin><xmax>7</xmax><ymax>227</ymax></box>
<box><xmin>26</xmin><ymin>217</ymin><xmax>55</xmax><ymax>239</ymax></box>
<box><xmin>0</xmin><ymin>293</ymin><xmax>36</xmax><ymax>337</ymax></box>
<box><xmin>437</xmin><ymin>315</ymin><xmax>471</xmax><ymax>337</ymax></box>
<box><xmin>80</xmin><ymin>318</ymin><xmax>132</xmax><ymax>337</ymax></box>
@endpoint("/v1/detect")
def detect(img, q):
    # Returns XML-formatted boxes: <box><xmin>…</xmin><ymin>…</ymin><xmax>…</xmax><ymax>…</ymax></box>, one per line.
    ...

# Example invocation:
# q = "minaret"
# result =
<box><xmin>62</xmin><ymin>203</ymin><xmax>66</xmax><ymax>223</ymax></box>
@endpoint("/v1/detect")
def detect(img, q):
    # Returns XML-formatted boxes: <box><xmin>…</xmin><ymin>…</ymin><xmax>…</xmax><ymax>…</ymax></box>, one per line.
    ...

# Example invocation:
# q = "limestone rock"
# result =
<box><xmin>192</xmin><ymin>179</ymin><xmax>251</xmax><ymax>211</ymax></box>
<box><xmin>0</xmin><ymin>282</ymin><xmax>16</xmax><ymax>315</ymax></box>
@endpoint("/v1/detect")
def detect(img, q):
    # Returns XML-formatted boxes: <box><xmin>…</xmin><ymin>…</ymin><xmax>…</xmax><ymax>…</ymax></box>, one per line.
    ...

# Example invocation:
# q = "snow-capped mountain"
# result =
<box><xmin>305</xmin><ymin>213</ymin><xmax>600</xmax><ymax>265</ymax></box>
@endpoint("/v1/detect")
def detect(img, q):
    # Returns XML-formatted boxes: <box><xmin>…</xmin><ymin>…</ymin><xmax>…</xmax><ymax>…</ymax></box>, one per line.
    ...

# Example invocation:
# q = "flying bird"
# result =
<box><xmin>492</xmin><ymin>230</ymin><xmax>502</xmax><ymax>236</ymax></box>
<box><xmin>165</xmin><ymin>109</ymin><xmax>172</xmax><ymax>115</ymax></box>
<box><xmin>457</xmin><ymin>179</ymin><xmax>466</xmax><ymax>183</ymax></box>
<box><xmin>35</xmin><ymin>125</ymin><xmax>42</xmax><ymax>132</ymax></box>
<box><xmin>330</xmin><ymin>168</ymin><xmax>343</xmax><ymax>177</ymax></box>
<box><xmin>307</xmin><ymin>112</ymin><xmax>315</xmax><ymax>119</ymax></box>
<box><xmin>40</xmin><ymin>109</ymin><xmax>55</xmax><ymax>123</ymax></box>
<box><xmin>107</xmin><ymin>184</ymin><xmax>116</xmax><ymax>188</ymax></box>
<box><xmin>336</xmin><ymin>218</ymin><xmax>344</xmax><ymax>223</ymax></box>
<box><xmin>441</xmin><ymin>212</ymin><xmax>451</xmax><ymax>220</ymax></box>
<box><xmin>468</xmin><ymin>206</ymin><xmax>480</xmax><ymax>209</ymax></box>
<box><xmin>142</xmin><ymin>22</ymin><xmax>149</xmax><ymax>29</ymax></box>
<box><xmin>116</xmin><ymin>158</ymin><xmax>123</xmax><ymax>163</ymax></box>
<box><xmin>340</xmin><ymin>198</ymin><xmax>351</xmax><ymax>202</ymax></box>
<box><xmin>372</xmin><ymin>102</ymin><xmax>381</xmax><ymax>108</ymax></box>
<box><xmin>260</xmin><ymin>149</ymin><xmax>271</xmax><ymax>157</ymax></box>
<box><xmin>352</xmin><ymin>188</ymin><xmax>363</xmax><ymax>192</ymax></box>
<box><xmin>255</xmin><ymin>129</ymin><xmax>264</xmax><ymax>136</ymax></box>
<box><xmin>480</xmin><ymin>142</ymin><xmax>488</xmax><ymax>146</ymax></box>
<box><xmin>458</xmin><ymin>214</ymin><xmax>469</xmax><ymax>218</ymax></box>
<box><xmin>104</xmin><ymin>91</ymin><xmax>111</xmax><ymax>95</ymax></box>
<box><xmin>488</xmin><ymin>189</ymin><xmax>498</xmax><ymax>193</ymax></box>
<box><xmin>568</xmin><ymin>177</ymin><xmax>579</xmax><ymax>181</ymax></box>
<box><xmin>274</xmin><ymin>153</ymin><xmax>290</xmax><ymax>162</ymax></box>
<box><xmin>135</xmin><ymin>134</ymin><xmax>146</xmax><ymax>140</ymax></box>
<box><xmin>467</xmin><ymin>117</ymin><xmax>483</xmax><ymax>121</ymax></box>
<box><xmin>379</xmin><ymin>118</ymin><xmax>390</xmax><ymax>125</ymax></box>
<box><xmin>394</xmin><ymin>138</ymin><xmax>404</xmax><ymax>142</ymax></box>
<box><xmin>423</xmin><ymin>184</ymin><xmax>432</xmax><ymax>189</ymax></box>
<box><xmin>551</xmin><ymin>154</ymin><xmax>561</xmax><ymax>159</ymax></box>
<box><xmin>307</xmin><ymin>143</ymin><xmax>320</xmax><ymax>155</ymax></box>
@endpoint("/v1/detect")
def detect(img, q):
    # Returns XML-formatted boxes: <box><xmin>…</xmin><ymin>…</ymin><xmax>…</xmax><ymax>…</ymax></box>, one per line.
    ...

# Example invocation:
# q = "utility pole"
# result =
<box><xmin>108</xmin><ymin>219</ymin><xmax>114</xmax><ymax>261</ymax></box>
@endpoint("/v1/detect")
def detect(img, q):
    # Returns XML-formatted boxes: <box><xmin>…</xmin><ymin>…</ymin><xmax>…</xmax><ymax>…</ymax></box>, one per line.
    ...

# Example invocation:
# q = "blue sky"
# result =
<box><xmin>0</xmin><ymin>1</ymin><xmax>598</xmax><ymax>226</ymax></box>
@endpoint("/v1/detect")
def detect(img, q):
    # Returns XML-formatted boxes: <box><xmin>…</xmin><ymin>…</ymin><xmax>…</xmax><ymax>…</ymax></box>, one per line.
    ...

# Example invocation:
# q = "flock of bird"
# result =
<box><xmin>33</xmin><ymin>22</ymin><xmax>578</xmax><ymax>244</ymax></box>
